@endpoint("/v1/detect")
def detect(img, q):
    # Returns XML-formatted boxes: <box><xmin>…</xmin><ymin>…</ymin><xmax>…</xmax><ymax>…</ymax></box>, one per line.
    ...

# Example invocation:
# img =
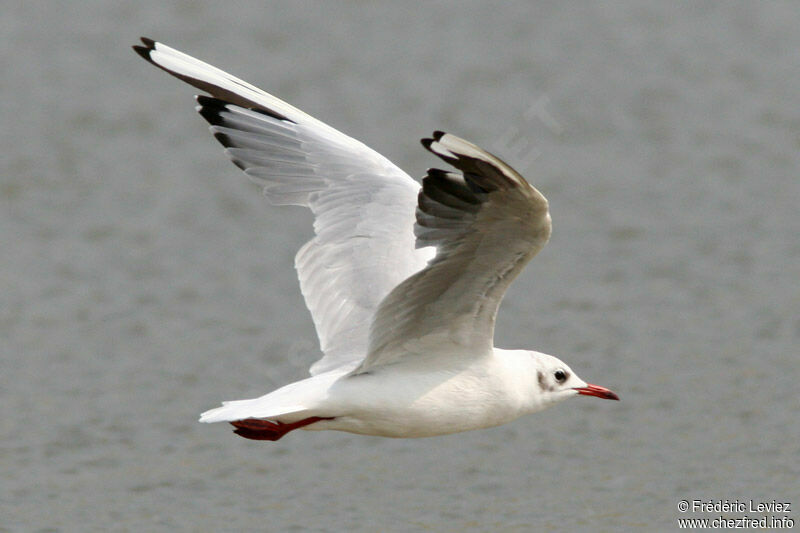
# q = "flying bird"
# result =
<box><xmin>133</xmin><ymin>38</ymin><xmax>618</xmax><ymax>441</ymax></box>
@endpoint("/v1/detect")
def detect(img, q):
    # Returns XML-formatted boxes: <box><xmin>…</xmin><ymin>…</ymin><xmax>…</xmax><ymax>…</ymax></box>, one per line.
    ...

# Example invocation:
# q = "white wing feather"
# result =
<box><xmin>134</xmin><ymin>38</ymin><xmax>433</xmax><ymax>374</ymax></box>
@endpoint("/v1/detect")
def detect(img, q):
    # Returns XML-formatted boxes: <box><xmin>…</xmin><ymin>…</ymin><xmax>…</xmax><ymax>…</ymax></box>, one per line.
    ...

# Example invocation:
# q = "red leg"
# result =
<box><xmin>230</xmin><ymin>416</ymin><xmax>333</xmax><ymax>441</ymax></box>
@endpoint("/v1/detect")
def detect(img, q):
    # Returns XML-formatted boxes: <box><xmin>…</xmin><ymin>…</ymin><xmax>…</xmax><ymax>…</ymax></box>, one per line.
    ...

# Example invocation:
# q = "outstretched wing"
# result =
<box><xmin>134</xmin><ymin>38</ymin><xmax>432</xmax><ymax>374</ymax></box>
<box><xmin>358</xmin><ymin>132</ymin><xmax>552</xmax><ymax>371</ymax></box>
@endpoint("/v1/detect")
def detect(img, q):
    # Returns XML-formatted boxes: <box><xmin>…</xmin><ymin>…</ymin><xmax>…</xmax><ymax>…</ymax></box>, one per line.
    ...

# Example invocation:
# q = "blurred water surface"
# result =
<box><xmin>2</xmin><ymin>1</ymin><xmax>798</xmax><ymax>531</ymax></box>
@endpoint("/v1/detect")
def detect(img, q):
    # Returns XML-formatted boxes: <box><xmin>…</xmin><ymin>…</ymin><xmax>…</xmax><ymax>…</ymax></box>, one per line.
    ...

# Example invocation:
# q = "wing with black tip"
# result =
<box><xmin>134</xmin><ymin>38</ymin><xmax>433</xmax><ymax>375</ymax></box>
<box><xmin>359</xmin><ymin>132</ymin><xmax>551</xmax><ymax>371</ymax></box>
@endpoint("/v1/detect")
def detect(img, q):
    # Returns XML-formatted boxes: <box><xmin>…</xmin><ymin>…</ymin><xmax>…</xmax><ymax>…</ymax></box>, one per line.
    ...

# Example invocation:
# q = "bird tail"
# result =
<box><xmin>199</xmin><ymin>398</ymin><xmax>307</xmax><ymax>424</ymax></box>
<box><xmin>198</xmin><ymin>370</ymin><xmax>342</xmax><ymax>423</ymax></box>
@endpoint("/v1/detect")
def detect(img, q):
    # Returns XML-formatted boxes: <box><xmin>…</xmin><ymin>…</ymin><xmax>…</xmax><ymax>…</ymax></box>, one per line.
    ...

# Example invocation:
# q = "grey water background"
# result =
<box><xmin>2</xmin><ymin>1</ymin><xmax>798</xmax><ymax>531</ymax></box>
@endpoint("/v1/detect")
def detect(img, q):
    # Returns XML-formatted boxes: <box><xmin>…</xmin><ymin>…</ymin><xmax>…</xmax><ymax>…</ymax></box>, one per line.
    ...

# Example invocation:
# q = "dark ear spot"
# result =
<box><xmin>537</xmin><ymin>370</ymin><xmax>557</xmax><ymax>392</ymax></box>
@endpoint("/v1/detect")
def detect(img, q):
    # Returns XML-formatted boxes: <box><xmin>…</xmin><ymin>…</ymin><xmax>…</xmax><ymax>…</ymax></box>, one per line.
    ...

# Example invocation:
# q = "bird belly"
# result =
<box><xmin>304</xmin><ymin>364</ymin><xmax>525</xmax><ymax>438</ymax></box>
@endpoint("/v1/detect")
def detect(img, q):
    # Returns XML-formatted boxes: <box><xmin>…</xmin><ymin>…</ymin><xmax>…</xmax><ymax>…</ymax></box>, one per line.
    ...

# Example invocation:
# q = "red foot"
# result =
<box><xmin>230</xmin><ymin>416</ymin><xmax>333</xmax><ymax>441</ymax></box>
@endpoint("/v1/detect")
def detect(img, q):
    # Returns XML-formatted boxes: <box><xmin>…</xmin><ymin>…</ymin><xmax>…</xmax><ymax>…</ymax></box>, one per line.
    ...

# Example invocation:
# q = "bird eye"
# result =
<box><xmin>554</xmin><ymin>369</ymin><xmax>567</xmax><ymax>383</ymax></box>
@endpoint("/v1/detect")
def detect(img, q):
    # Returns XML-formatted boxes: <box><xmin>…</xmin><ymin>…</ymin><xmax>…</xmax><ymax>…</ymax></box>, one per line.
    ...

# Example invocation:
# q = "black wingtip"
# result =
<box><xmin>195</xmin><ymin>95</ymin><xmax>228</xmax><ymax>126</ymax></box>
<box><xmin>195</xmin><ymin>94</ymin><xmax>222</xmax><ymax>108</ymax></box>
<box><xmin>132</xmin><ymin>45</ymin><xmax>151</xmax><ymax>61</ymax></box>
<box><xmin>133</xmin><ymin>37</ymin><xmax>157</xmax><ymax>62</ymax></box>
<box><xmin>421</xmin><ymin>131</ymin><xmax>448</xmax><ymax>152</ymax></box>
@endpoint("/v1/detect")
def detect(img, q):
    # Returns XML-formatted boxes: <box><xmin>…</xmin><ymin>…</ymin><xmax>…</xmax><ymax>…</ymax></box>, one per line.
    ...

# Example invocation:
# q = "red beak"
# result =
<box><xmin>574</xmin><ymin>383</ymin><xmax>620</xmax><ymax>401</ymax></box>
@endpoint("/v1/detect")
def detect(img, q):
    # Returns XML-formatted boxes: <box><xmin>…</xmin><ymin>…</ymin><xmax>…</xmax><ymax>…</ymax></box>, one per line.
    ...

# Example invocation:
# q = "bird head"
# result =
<box><xmin>532</xmin><ymin>352</ymin><xmax>619</xmax><ymax>405</ymax></box>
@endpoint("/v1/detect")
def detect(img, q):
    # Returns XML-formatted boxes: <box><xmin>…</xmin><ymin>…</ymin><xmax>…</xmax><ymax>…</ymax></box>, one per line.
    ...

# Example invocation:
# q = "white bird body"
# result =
<box><xmin>134</xmin><ymin>38</ymin><xmax>618</xmax><ymax>441</ymax></box>
<box><xmin>202</xmin><ymin>348</ymin><xmax>571</xmax><ymax>438</ymax></box>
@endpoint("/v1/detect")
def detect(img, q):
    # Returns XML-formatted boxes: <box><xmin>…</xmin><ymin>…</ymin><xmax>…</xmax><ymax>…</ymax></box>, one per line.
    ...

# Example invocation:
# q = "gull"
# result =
<box><xmin>133</xmin><ymin>38</ymin><xmax>619</xmax><ymax>441</ymax></box>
